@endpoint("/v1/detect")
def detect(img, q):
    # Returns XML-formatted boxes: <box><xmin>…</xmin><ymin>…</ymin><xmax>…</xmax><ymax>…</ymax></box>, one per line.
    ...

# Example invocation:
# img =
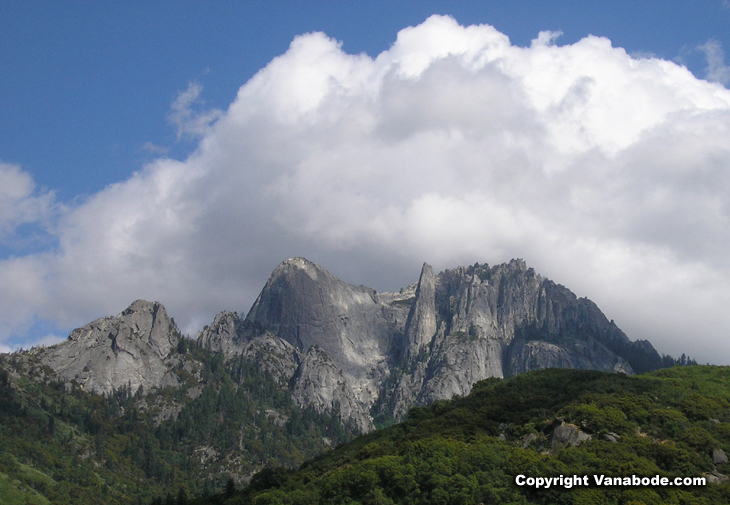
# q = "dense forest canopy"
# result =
<box><xmin>187</xmin><ymin>366</ymin><xmax>730</xmax><ymax>505</ymax></box>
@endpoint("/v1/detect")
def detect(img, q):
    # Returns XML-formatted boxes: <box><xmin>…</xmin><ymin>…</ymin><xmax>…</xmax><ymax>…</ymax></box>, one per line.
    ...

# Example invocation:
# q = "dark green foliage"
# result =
<box><xmin>0</xmin><ymin>341</ymin><xmax>357</xmax><ymax>505</ymax></box>
<box><xmin>197</xmin><ymin>366</ymin><xmax>730</xmax><ymax>505</ymax></box>
<box><xmin>177</xmin><ymin>487</ymin><xmax>188</xmax><ymax>505</ymax></box>
<box><xmin>225</xmin><ymin>478</ymin><xmax>236</xmax><ymax>497</ymax></box>
<box><xmin>247</xmin><ymin>467</ymin><xmax>291</xmax><ymax>494</ymax></box>
<box><xmin>679</xmin><ymin>393</ymin><xmax>729</xmax><ymax>421</ymax></box>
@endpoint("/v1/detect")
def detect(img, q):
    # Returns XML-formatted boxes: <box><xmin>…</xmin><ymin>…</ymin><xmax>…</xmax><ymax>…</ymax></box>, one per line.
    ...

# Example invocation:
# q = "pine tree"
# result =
<box><xmin>225</xmin><ymin>477</ymin><xmax>236</xmax><ymax>497</ymax></box>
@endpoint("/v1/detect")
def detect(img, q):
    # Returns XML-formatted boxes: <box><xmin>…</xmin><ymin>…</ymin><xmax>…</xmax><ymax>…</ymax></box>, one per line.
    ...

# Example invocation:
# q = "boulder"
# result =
<box><xmin>552</xmin><ymin>423</ymin><xmax>592</xmax><ymax>448</ymax></box>
<box><xmin>713</xmin><ymin>448</ymin><xmax>728</xmax><ymax>465</ymax></box>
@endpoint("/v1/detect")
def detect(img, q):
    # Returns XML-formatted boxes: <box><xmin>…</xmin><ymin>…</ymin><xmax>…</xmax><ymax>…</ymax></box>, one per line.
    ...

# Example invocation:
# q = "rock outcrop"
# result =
<box><xmin>290</xmin><ymin>346</ymin><xmax>373</xmax><ymax>433</ymax></box>
<box><xmin>714</xmin><ymin>448</ymin><xmax>729</xmax><ymax>465</ymax></box>
<box><xmin>245</xmin><ymin>258</ymin><xmax>408</xmax><ymax>410</ymax></box>
<box><xmin>197</xmin><ymin>310</ymin><xmax>249</xmax><ymax>357</ymax></box>
<box><xmin>233</xmin><ymin>258</ymin><xmax>663</xmax><ymax>430</ymax></box>
<box><xmin>238</xmin><ymin>333</ymin><xmax>301</xmax><ymax>387</ymax></box>
<box><xmin>35</xmin><ymin>300</ymin><xmax>181</xmax><ymax>394</ymax></box>
<box><xmin>551</xmin><ymin>423</ymin><xmax>592</xmax><ymax>448</ymax></box>
<box><xmin>403</xmin><ymin>263</ymin><xmax>437</xmax><ymax>359</ymax></box>
<box><xmin>18</xmin><ymin>257</ymin><xmax>666</xmax><ymax>436</ymax></box>
<box><xmin>506</xmin><ymin>339</ymin><xmax>633</xmax><ymax>376</ymax></box>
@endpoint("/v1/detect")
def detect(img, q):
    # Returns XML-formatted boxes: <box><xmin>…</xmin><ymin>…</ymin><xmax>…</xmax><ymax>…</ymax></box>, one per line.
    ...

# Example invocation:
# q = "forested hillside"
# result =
<box><xmin>187</xmin><ymin>366</ymin><xmax>730</xmax><ymax>505</ymax></box>
<box><xmin>0</xmin><ymin>340</ymin><xmax>357</xmax><ymax>505</ymax></box>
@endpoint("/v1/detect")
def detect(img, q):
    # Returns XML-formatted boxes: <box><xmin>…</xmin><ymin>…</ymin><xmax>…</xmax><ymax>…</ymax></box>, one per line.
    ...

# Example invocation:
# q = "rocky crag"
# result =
<box><xmin>27</xmin><ymin>300</ymin><xmax>182</xmax><ymax>394</ymax></box>
<box><xmin>23</xmin><ymin>258</ymin><xmax>667</xmax><ymax>433</ymax></box>
<box><xmin>240</xmin><ymin>258</ymin><xmax>664</xmax><ymax>426</ymax></box>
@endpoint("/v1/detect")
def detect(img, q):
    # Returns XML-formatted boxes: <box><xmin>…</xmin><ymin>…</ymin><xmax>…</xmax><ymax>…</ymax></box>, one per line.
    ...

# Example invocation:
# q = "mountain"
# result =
<box><xmin>0</xmin><ymin>257</ymin><xmax>697</xmax><ymax>504</ymax></box>
<box><xmin>30</xmin><ymin>300</ymin><xmax>182</xmax><ymax>395</ymax></box>
<box><xmin>21</xmin><ymin>257</ymin><xmax>669</xmax><ymax>432</ymax></box>
<box><xmin>238</xmin><ymin>257</ymin><xmax>666</xmax><ymax>425</ymax></box>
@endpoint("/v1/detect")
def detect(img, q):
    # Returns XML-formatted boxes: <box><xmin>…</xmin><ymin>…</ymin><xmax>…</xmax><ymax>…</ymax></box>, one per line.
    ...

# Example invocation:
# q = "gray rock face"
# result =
<box><xmin>23</xmin><ymin>257</ymin><xmax>664</xmax><ymax>437</ymax></box>
<box><xmin>551</xmin><ymin>423</ymin><xmax>592</xmax><ymax>448</ymax></box>
<box><xmin>237</xmin><ymin>333</ymin><xmax>301</xmax><ymax>387</ymax></box>
<box><xmin>419</xmin><ymin>336</ymin><xmax>505</xmax><ymax>402</ymax></box>
<box><xmin>36</xmin><ymin>300</ymin><xmax>181</xmax><ymax>395</ymax></box>
<box><xmin>404</xmin><ymin>263</ymin><xmax>437</xmax><ymax>359</ymax></box>
<box><xmin>704</xmin><ymin>471</ymin><xmax>729</xmax><ymax>484</ymax></box>
<box><xmin>714</xmin><ymin>448</ymin><xmax>729</xmax><ymax>465</ymax></box>
<box><xmin>198</xmin><ymin>311</ymin><xmax>249</xmax><ymax>357</ymax></box>
<box><xmin>236</xmin><ymin>257</ymin><xmax>660</xmax><ymax>431</ymax></box>
<box><xmin>290</xmin><ymin>346</ymin><xmax>373</xmax><ymax>433</ymax></box>
<box><xmin>246</xmin><ymin>258</ymin><xmax>407</xmax><ymax>410</ymax></box>
<box><xmin>506</xmin><ymin>339</ymin><xmax>633</xmax><ymax>376</ymax></box>
<box><xmin>429</xmin><ymin>261</ymin><xmax>640</xmax><ymax>378</ymax></box>
<box><xmin>198</xmin><ymin>303</ymin><xmax>374</xmax><ymax>430</ymax></box>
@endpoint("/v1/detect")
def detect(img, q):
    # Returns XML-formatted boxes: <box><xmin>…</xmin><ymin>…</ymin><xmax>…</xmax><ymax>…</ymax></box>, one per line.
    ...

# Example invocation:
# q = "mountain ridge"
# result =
<box><xmin>12</xmin><ymin>256</ymin><xmax>676</xmax><ymax>433</ymax></box>
<box><xmin>0</xmin><ymin>257</ymin><xmax>701</xmax><ymax>504</ymax></box>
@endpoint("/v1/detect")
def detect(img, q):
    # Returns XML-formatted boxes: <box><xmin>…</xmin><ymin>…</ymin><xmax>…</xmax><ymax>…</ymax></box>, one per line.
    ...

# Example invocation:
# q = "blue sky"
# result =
<box><xmin>1</xmin><ymin>1</ymin><xmax>730</xmax><ymax>364</ymax></box>
<box><xmin>3</xmin><ymin>1</ymin><xmax>728</xmax><ymax>200</ymax></box>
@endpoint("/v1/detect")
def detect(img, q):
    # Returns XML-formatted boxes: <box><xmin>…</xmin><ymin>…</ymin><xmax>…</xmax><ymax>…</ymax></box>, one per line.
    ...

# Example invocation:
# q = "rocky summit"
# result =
<box><xmin>30</xmin><ymin>300</ymin><xmax>181</xmax><ymax>394</ymax></box>
<box><xmin>239</xmin><ymin>258</ymin><xmax>661</xmax><ymax>426</ymax></box>
<box><xmin>25</xmin><ymin>258</ymin><xmax>666</xmax><ymax>432</ymax></box>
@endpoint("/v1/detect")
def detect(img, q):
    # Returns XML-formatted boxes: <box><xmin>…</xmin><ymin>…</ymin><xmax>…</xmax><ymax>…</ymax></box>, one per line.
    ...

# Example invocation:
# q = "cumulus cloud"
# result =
<box><xmin>1</xmin><ymin>16</ymin><xmax>730</xmax><ymax>364</ymax></box>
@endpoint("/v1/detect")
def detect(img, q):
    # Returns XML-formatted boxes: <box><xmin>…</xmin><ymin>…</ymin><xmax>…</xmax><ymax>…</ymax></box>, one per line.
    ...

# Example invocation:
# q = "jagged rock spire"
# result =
<box><xmin>404</xmin><ymin>262</ymin><xmax>437</xmax><ymax>359</ymax></box>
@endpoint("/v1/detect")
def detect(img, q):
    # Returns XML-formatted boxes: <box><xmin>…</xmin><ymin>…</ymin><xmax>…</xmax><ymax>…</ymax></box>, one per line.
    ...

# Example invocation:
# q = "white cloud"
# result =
<box><xmin>167</xmin><ymin>82</ymin><xmax>223</xmax><ymax>140</ymax></box>
<box><xmin>531</xmin><ymin>30</ymin><xmax>563</xmax><ymax>47</ymax></box>
<box><xmin>0</xmin><ymin>162</ymin><xmax>56</xmax><ymax>240</ymax></box>
<box><xmin>0</xmin><ymin>333</ymin><xmax>63</xmax><ymax>355</ymax></box>
<box><xmin>32</xmin><ymin>333</ymin><xmax>65</xmax><ymax>348</ymax></box>
<box><xmin>142</xmin><ymin>142</ymin><xmax>169</xmax><ymax>156</ymax></box>
<box><xmin>699</xmin><ymin>39</ymin><xmax>730</xmax><ymax>85</ymax></box>
<box><xmin>2</xmin><ymin>15</ymin><xmax>730</xmax><ymax>364</ymax></box>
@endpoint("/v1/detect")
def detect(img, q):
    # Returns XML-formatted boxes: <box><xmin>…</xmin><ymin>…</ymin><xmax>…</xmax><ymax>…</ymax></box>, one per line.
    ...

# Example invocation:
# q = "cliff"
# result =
<box><xmin>17</xmin><ymin>258</ymin><xmax>665</xmax><ymax>433</ymax></box>
<box><xmin>237</xmin><ymin>258</ymin><xmax>661</xmax><ymax>427</ymax></box>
